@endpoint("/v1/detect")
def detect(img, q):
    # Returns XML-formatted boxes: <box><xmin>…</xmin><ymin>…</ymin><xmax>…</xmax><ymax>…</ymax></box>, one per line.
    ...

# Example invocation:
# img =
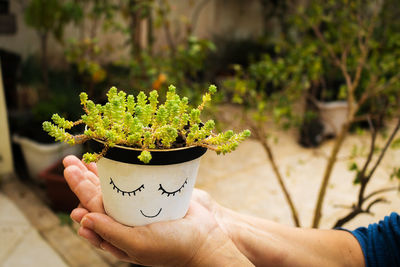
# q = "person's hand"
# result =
<box><xmin>63</xmin><ymin>156</ymin><xmax>253</xmax><ymax>266</ymax></box>
<box><xmin>79</xmin><ymin>201</ymin><xmax>252</xmax><ymax>266</ymax></box>
<box><xmin>63</xmin><ymin>155</ymin><xmax>104</xmax><ymax>213</ymax></box>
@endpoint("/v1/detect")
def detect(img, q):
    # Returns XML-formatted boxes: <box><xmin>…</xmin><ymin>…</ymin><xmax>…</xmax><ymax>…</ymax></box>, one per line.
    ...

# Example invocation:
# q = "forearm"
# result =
<box><xmin>215</xmin><ymin>206</ymin><xmax>365</xmax><ymax>267</ymax></box>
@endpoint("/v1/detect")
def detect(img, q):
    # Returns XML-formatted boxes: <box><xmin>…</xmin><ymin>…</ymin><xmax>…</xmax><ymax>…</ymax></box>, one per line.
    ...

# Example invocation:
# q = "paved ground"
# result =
<box><xmin>0</xmin><ymin>119</ymin><xmax>399</xmax><ymax>266</ymax></box>
<box><xmin>0</xmin><ymin>191</ymin><xmax>68</xmax><ymax>266</ymax></box>
<box><xmin>197</xmin><ymin>121</ymin><xmax>400</xmax><ymax>229</ymax></box>
<box><xmin>0</xmin><ymin>177</ymin><xmax>128</xmax><ymax>267</ymax></box>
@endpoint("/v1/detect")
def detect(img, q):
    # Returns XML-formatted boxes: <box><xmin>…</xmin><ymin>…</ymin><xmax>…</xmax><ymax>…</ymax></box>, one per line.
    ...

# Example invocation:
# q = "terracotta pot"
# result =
<box><xmin>39</xmin><ymin>160</ymin><xmax>79</xmax><ymax>213</ymax></box>
<box><xmin>88</xmin><ymin>140</ymin><xmax>207</xmax><ymax>226</ymax></box>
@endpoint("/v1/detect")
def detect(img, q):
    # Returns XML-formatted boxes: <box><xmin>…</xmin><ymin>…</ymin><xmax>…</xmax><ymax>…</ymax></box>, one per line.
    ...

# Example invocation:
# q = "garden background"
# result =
<box><xmin>0</xmin><ymin>0</ymin><xmax>399</xmax><ymax>266</ymax></box>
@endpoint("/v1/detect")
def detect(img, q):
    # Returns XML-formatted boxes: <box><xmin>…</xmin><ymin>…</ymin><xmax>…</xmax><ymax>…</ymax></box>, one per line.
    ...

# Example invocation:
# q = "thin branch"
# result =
<box><xmin>365</xmin><ymin>197</ymin><xmax>388</xmax><ymax>213</ymax></box>
<box><xmin>73</xmin><ymin>119</ymin><xmax>84</xmax><ymax>126</ymax></box>
<box><xmin>333</xmin><ymin>206</ymin><xmax>366</xmax><ymax>228</ymax></box>
<box><xmin>309</xmin><ymin>24</ymin><xmax>342</xmax><ymax>69</ymax></box>
<box><xmin>312</xmin><ymin>122</ymin><xmax>350</xmax><ymax>228</ymax></box>
<box><xmin>358</xmin><ymin>72</ymin><xmax>400</xmax><ymax>107</ymax></box>
<box><xmin>73</xmin><ymin>134</ymin><xmax>90</xmax><ymax>144</ymax></box>
<box><xmin>367</xmin><ymin>117</ymin><xmax>400</xmax><ymax>179</ymax></box>
<box><xmin>332</xmin><ymin>117</ymin><xmax>400</xmax><ymax>228</ymax></box>
<box><xmin>364</xmin><ymin>186</ymin><xmax>399</xmax><ymax>203</ymax></box>
<box><xmin>358</xmin><ymin>117</ymin><xmax>377</xmax><ymax>182</ymax></box>
<box><xmin>251</xmin><ymin>123</ymin><xmax>301</xmax><ymax>227</ymax></box>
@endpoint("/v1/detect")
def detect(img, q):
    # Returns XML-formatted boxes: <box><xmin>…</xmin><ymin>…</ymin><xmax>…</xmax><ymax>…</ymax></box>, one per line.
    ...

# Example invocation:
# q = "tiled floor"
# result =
<box><xmin>0</xmin><ymin>193</ymin><xmax>68</xmax><ymax>267</ymax></box>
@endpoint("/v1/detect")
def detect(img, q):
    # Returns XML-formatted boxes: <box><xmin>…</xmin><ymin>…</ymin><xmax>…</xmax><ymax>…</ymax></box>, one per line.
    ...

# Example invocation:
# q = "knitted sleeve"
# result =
<box><xmin>349</xmin><ymin>212</ymin><xmax>400</xmax><ymax>267</ymax></box>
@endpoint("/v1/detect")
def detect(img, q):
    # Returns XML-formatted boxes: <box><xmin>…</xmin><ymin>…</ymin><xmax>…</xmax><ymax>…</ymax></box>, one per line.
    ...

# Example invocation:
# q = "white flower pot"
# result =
<box><xmin>316</xmin><ymin>101</ymin><xmax>349</xmax><ymax>137</ymax></box>
<box><xmin>13</xmin><ymin>135</ymin><xmax>82</xmax><ymax>182</ymax></box>
<box><xmin>90</xmin><ymin>140</ymin><xmax>207</xmax><ymax>226</ymax></box>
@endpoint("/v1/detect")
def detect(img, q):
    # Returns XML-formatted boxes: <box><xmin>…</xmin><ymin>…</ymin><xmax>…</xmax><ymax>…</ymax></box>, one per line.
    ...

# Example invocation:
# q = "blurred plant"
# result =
<box><xmin>295</xmin><ymin>0</ymin><xmax>400</xmax><ymax>228</ymax></box>
<box><xmin>224</xmin><ymin>0</ymin><xmax>400</xmax><ymax>228</ymax></box>
<box><xmin>24</xmin><ymin>0</ymin><xmax>82</xmax><ymax>92</ymax></box>
<box><xmin>334</xmin><ymin>115</ymin><xmax>400</xmax><ymax>228</ymax></box>
<box><xmin>111</xmin><ymin>34</ymin><xmax>216</xmax><ymax>104</ymax></box>
<box><xmin>43</xmin><ymin>85</ymin><xmax>250</xmax><ymax>163</ymax></box>
<box><xmin>65</xmin><ymin>38</ymin><xmax>107</xmax><ymax>98</ymax></box>
<box><xmin>224</xmin><ymin>40</ymin><xmax>322</xmax><ymax>227</ymax></box>
<box><xmin>65</xmin><ymin>0</ymin><xmax>215</xmax><ymax>104</ymax></box>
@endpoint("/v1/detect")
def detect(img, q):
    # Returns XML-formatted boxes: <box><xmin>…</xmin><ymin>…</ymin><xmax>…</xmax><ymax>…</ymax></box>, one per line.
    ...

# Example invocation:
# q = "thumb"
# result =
<box><xmin>81</xmin><ymin>213</ymin><xmax>136</xmax><ymax>252</ymax></box>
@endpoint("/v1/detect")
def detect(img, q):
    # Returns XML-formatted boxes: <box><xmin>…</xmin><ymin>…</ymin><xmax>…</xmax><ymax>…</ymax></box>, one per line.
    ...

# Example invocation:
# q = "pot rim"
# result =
<box><xmin>88</xmin><ymin>139</ymin><xmax>207</xmax><ymax>165</ymax></box>
<box><xmin>93</xmin><ymin>138</ymin><xmax>200</xmax><ymax>152</ymax></box>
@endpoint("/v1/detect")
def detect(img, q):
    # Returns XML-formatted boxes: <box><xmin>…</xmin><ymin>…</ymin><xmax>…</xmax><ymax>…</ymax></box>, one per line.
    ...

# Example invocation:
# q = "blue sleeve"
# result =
<box><xmin>350</xmin><ymin>212</ymin><xmax>400</xmax><ymax>267</ymax></box>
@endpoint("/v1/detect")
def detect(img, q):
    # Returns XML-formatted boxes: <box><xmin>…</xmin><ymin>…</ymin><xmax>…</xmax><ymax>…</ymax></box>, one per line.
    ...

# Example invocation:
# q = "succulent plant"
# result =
<box><xmin>43</xmin><ymin>85</ymin><xmax>251</xmax><ymax>163</ymax></box>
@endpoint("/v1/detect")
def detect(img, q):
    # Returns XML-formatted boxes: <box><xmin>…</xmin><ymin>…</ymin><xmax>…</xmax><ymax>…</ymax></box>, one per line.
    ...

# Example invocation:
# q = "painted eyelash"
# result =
<box><xmin>158</xmin><ymin>178</ymin><xmax>188</xmax><ymax>197</ymax></box>
<box><xmin>109</xmin><ymin>178</ymin><xmax>144</xmax><ymax>196</ymax></box>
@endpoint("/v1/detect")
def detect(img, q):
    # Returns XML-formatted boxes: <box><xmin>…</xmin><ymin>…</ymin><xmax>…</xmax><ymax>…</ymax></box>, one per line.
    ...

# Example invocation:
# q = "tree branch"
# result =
<box><xmin>367</xmin><ymin>117</ymin><xmax>400</xmax><ymax>180</ymax></box>
<box><xmin>364</xmin><ymin>186</ymin><xmax>399</xmax><ymax>203</ymax></box>
<box><xmin>251</xmin><ymin>121</ymin><xmax>301</xmax><ymax>227</ymax></box>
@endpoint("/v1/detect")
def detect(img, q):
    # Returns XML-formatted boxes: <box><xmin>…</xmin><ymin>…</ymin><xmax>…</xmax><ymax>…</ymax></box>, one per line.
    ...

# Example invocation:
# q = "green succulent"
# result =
<box><xmin>43</xmin><ymin>85</ymin><xmax>251</xmax><ymax>163</ymax></box>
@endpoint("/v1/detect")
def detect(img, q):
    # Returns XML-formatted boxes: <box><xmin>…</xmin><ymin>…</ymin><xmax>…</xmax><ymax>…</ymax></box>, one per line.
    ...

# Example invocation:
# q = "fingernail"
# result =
<box><xmin>81</xmin><ymin>217</ymin><xmax>94</xmax><ymax>229</ymax></box>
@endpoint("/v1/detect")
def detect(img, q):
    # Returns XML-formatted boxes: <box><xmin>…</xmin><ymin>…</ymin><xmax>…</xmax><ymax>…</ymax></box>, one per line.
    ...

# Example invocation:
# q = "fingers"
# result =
<box><xmin>78</xmin><ymin>227</ymin><xmax>103</xmax><ymax>248</ymax></box>
<box><xmin>63</xmin><ymin>155</ymin><xmax>100</xmax><ymax>186</ymax></box>
<box><xmin>71</xmin><ymin>207</ymin><xmax>89</xmax><ymax>223</ymax></box>
<box><xmin>100</xmin><ymin>241</ymin><xmax>129</xmax><ymax>261</ymax></box>
<box><xmin>83</xmin><ymin>161</ymin><xmax>98</xmax><ymax>176</ymax></box>
<box><xmin>81</xmin><ymin>213</ymin><xmax>136</xmax><ymax>252</ymax></box>
<box><xmin>63</xmin><ymin>155</ymin><xmax>88</xmax><ymax>172</ymax></box>
<box><xmin>64</xmin><ymin>165</ymin><xmax>104</xmax><ymax>213</ymax></box>
<box><xmin>78</xmin><ymin>228</ymin><xmax>129</xmax><ymax>261</ymax></box>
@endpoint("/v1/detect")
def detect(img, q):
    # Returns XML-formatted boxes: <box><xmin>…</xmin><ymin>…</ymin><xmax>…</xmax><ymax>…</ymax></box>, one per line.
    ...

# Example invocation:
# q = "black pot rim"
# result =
<box><xmin>87</xmin><ymin>139</ymin><xmax>207</xmax><ymax>166</ymax></box>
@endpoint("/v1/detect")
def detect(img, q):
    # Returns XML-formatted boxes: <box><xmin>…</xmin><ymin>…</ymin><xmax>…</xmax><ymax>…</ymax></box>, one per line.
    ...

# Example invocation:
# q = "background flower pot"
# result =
<box><xmin>39</xmin><ymin>160</ymin><xmax>80</xmax><ymax>212</ymax></box>
<box><xmin>316</xmin><ymin>100</ymin><xmax>349</xmax><ymax>137</ymax></box>
<box><xmin>13</xmin><ymin>135</ymin><xmax>82</xmax><ymax>182</ymax></box>
<box><xmin>89</xmin><ymin>140</ymin><xmax>207</xmax><ymax>226</ymax></box>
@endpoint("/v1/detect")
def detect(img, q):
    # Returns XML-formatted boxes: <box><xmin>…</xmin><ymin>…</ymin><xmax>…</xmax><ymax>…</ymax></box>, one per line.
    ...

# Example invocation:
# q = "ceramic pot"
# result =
<box><xmin>316</xmin><ymin>101</ymin><xmax>349</xmax><ymax>137</ymax></box>
<box><xmin>13</xmin><ymin>135</ymin><xmax>82</xmax><ymax>182</ymax></box>
<box><xmin>88</xmin><ymin>140</ymin><xmax>207</xmax><ymax>226</ymax></box>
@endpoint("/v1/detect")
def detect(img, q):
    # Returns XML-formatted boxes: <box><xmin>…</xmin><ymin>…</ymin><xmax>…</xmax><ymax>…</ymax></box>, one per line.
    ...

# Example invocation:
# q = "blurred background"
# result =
<box><xmin>0</xmin><ymin>0</ymin><xmax>399</xmax><ymax>266</ymax></box>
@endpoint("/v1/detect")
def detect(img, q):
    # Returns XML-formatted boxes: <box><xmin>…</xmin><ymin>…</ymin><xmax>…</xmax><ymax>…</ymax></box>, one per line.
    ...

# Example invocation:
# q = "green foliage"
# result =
<box><xmin>65</xmin><ymin>38</ymin><xmax>107</xmax><ymax>84</ymax></box>
<box><xmin>390</xmin><ymin>168</ymin><xmax>400</xmax><ymax>180</ymax></box>
<box><xmin>43</xmin><ymin>85</ymin><xmax>250</xmax><ymax>163</ymax></box>
<box><xmin>391</xmin><ymin>138</ymin><xmax>400</xmax><ymax>149</ymax></box>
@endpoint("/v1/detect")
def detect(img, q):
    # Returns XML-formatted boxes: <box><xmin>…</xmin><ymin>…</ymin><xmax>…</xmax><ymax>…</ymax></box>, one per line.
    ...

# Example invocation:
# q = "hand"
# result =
<box><xmin>63</xmin><ymin>156</ymin><xmax>253</xmax><ymax>266</ymax></box>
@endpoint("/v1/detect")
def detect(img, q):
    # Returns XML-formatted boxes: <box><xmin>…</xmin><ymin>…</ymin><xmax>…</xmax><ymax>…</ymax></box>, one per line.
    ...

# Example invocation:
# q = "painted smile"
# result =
<box><xmin>140</xmin><ymin>208</ymin><xmax>162</xmax><ymax>218</ymax></box>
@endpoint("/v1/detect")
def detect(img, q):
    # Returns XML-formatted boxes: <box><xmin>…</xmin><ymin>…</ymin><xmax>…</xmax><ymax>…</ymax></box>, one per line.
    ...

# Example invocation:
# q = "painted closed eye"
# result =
<box><xmin>109</xmin><ymin>177</ymin><xmax>144</xmax><ymax>196</ymax></box>
<box><xmin>158</xmin><ymin>178</ymin><xmax>188</xmax><ymax>197</ymax></box>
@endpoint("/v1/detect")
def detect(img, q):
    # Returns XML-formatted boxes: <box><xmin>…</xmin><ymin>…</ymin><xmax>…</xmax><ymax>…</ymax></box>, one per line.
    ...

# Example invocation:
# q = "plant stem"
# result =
<box><xmin>253</xmin><ymin>127</ymin><xmax>301</xmax><ymax>227</ymax></box>
<box><xmin>312</xmin><ymin>122</ymin><xmax>350</xmax><ymax>228</ymax></box>
<box><xmin>333</xmin><ymin>117</ymin><xmax>400</xmax><ymax>228</ymax></box>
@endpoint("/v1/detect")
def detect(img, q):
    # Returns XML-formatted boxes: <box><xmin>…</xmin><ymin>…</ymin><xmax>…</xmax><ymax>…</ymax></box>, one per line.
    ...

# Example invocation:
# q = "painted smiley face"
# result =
<box><xmin>109</xmin><ymin>177</ymin><xmax>188</xmax><ymax>218</ymax></box>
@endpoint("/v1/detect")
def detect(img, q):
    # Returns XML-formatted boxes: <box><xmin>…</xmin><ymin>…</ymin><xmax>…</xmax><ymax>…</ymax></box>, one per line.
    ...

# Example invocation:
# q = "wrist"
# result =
<box><xmin>187</xmin><ymin>226</ymin><xmax>253</xmax><ymax>267</ymax></box>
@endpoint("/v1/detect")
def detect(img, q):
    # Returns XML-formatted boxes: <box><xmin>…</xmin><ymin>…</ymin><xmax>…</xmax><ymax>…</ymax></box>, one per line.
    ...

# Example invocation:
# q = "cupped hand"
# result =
<box><xmin>80</xmin><ymin>201</ymin><xmax>249</xmax><ymax>266</ymax></box>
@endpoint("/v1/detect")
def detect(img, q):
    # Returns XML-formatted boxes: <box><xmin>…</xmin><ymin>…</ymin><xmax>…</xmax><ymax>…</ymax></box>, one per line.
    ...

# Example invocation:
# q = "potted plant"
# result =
<box><xmin>39</xmin><ymin>159</ymin><xmax>80</xmax><ymax>212</ymax></box>
<box><xmin>43</xmin><ymin>85</ymin><xmax>250</xmax><ymax>226</ymax></box>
